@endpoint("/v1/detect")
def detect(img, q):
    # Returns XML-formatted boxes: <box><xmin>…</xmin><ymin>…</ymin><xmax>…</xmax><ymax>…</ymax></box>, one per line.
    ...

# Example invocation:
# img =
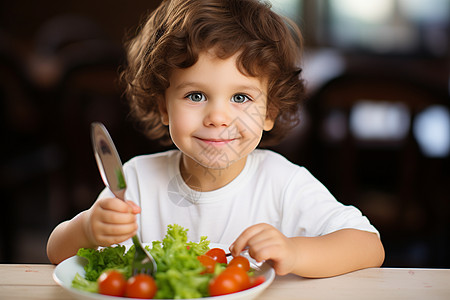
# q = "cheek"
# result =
<box><xmin>167</xmin><ymin>107</ymin><xmax>196</xmax><ymax>136</ymax></box>
<box><xmin>237</xmin><ymin>105</ymin><xmax>269</xmax><ymax>134</ymax></box>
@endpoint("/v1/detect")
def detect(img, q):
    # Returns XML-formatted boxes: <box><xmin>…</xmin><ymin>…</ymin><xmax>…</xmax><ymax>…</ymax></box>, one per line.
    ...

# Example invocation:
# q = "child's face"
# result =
<box><xmin>162</xmin><ymin>49</ymin><xmax>274</xmax><ymax>170</ymax></box>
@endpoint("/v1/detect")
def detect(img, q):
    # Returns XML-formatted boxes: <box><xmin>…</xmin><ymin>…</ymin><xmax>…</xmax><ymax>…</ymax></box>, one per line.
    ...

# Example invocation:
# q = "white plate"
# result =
<box><xmin>53</xmin><ymin>243</ymin><xmax>275</xmax><ymax>300</ymax></box>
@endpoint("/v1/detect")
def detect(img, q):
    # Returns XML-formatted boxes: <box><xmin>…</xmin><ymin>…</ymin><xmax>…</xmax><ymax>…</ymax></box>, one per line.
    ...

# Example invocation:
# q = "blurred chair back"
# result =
<box><xmin>305</xmin><ymin>70</ymin><xmax>449</xmax><ymax>267</ymax></box>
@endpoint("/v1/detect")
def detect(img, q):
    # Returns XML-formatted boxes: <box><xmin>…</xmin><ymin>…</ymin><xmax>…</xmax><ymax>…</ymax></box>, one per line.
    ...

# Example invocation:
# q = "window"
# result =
<box><xmin>323</xmin><ymin>0</ymin><xmax>449</xmax><ymax>56</ymax></box>
<box><xmin>269</xmin><ymin>0</ymin><xmax>302</xmax><ymax>24</ymax></box>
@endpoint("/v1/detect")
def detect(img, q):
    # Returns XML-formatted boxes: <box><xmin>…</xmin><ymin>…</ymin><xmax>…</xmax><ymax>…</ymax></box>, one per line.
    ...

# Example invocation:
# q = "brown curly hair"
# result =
<box><xmin>121</xmin><ymin>0</ymin><xmax>305</xmax><ymax>146</ymax></box>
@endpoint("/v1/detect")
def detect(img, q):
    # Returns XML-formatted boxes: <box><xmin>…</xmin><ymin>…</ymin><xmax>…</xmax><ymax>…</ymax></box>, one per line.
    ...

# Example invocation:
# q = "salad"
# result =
<box><xmin>71</xmin><ymin>224</ymin><xmax>265</xmax><ymax>299</ymax></box>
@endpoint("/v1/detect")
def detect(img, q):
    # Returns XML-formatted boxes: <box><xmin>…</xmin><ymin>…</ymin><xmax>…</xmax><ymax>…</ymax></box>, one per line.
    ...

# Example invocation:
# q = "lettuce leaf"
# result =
<box><xmin>72</xmin><ymin>224</ymin><xmax>212</xmax><ymax>299</ymax></box>
<box><xmin>71</xmin><ymin>273</ymin><xmax>98</xmax><ymax>293</ymax></box>
<box><xmin>76</xmin><ymin>244</ymin><xmax>134</xmax><ymax>281</ymax></box>
<box><xmin>148</xmin><ymin>224</ymin><xmax>212</xmax><ymax>298</ymax></box>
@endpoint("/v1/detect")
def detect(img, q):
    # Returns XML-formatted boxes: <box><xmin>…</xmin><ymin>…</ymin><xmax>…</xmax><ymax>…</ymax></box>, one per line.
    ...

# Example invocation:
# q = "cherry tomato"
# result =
<box><xmin>223</xmin><ymin>266</ymin><xmax>250</xmax><ymax>290</ymax></box>
<box><xmin>125</xmin><ymin>273</ymin><xmax>157</xmax><ymax>299</ymax></box>
<box><xmin>205</xmin><ymin>248</ymin><xmax>227</xmax><ymax>264</ymax></box>
<box><xmin>197</xmin><ymin>254</ymin><xmax>217</xmax><ymax>273</ymax></box>
<box><xmin>97</xmin><ymin>270</ymin><xmax>126</xmax><ymax>297</ymax></box>
<box><xmin>209</xmin><ymin>270</ymin><xmax>241</xmax><ymax>296</ymax></box>
<box><xmin>248</xmin><ymin>275</ymin><xmax>265</xmax><ymax>289</ymax></box>
<box><xmin>228</xmin><ymin>256</ymin><xmax>250</xmax><ymax>271</ymax></box>
<box><xmin>209</xmin><ymin>265</ymin><xmax>250</xmax><ymax>296</ymax></box>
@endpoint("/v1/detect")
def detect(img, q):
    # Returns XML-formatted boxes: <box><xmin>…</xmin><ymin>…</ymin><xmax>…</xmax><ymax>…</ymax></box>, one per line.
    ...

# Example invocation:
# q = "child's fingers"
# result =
<box><xmin>95</xmin><ymin>222</ymin><xmax>138</xmax><ymax>236</ymax></box>
<box><xmin>231</xmin><ymin>223</ymin><xmax>289</xmax><ymax>265</ymax></box>
<box><xmin>97</xmin><ymin>197</ymin><xmax>129</xmax><ymax>212</ymax></box>
<box><xmin>98</xmin><ymin>210</ymin><xmax>137</xmax><ymax>225</ymax></box>
<box><xmin>230</xmin><ymin>223</ymin><xmax>267</xmax><ymax>256</ymax></box>
<box><xmin>96</xmin><ymin>232</ymin><xmax>137</xmax><ymax>247</ymax></box>
<box><xmin>97</xmin><ymin>197</ymin><xmax>139</xmax><ymax>214</ymax></box>
<box><xmin>90</xmin><ymin>217</ymin><xmax>138</xmax><ymax>246</ymax></box>
<box><xmin>125</xmin><ymin>200</ymin><xmax>141</xmax><ymax>214</ymax></box>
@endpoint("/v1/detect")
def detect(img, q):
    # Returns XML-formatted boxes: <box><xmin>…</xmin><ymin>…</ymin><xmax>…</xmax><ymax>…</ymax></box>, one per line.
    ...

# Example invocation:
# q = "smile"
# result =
<box><xmin>196</xmin><ymin>137</ymin><xmax>237</xmax><ymax>146</ymax></box>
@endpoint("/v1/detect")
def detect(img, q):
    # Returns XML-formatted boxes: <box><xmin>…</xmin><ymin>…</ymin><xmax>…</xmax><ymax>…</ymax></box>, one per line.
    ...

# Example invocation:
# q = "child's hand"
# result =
<box><xmin>230</xmin><ymin>223</ymin><xmax>297</xmax><ymax>275</ymax></box>
<box><xmin>84</xmin><ymin>197</ymin><xmax>141</xmax><ymax>247</ymax></box>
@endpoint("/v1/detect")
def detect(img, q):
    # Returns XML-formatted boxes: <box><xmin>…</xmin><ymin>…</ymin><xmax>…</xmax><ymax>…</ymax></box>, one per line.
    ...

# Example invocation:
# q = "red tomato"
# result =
<box><xmin>209</xmin><ymin>270</ymin><xmax>241</xmax><ymax>296</ymax></box>
<box><xmin>209</xmin><ymin>265</ymin><xmax>250</xmax><ymax>296</ymax></box>
<box><xmin>97</xmin><ymin>270</ymin><xmax>126</xmax><ymax>297</ymax></box>
<box><xmin>197</xmin><ymin>254</ymin><xmax>217</xmax><ymax>273</ymax></box>
<box><xmin>125</xmin><ymin>274</ymin><xmax>157</xmax><ymax>299</ymax></box>
<box><xmin>223</xmin><ymin>266</ymin><xmax>250</xmax><ymax>290</ymax></box>
<box><xmin>248</xmin><ymin>275</ymin><xmax>265</xmax><ymax>289</ymax></box>
<box><xmin>205</xmin><ymin>248</ymin><xmax>227</xmax><ymax>264</ymax></box>
<box><xmin>228</xmin><ymin>256</ymin><xmax>250</xmax><ymax>271</ymax></box>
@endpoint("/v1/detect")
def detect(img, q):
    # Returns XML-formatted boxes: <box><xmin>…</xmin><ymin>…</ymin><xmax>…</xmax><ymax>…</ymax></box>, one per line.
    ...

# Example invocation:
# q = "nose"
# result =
<box><xmin>203</xmin><ymin>100</ymin><xmax>232</xmax><ymax>127</ymax></box>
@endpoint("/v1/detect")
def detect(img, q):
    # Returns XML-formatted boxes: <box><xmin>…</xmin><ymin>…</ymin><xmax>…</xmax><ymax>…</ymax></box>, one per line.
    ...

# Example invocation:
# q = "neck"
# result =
<box><xmin>180</xmin><ymin>154</ymin><xmax>247</xmax><ymax>192</ymax></box>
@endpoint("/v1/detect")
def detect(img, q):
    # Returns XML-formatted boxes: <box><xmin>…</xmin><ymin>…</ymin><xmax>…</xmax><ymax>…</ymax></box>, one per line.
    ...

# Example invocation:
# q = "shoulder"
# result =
<box><xmin>124</xmin><ymin>149</ymin><xmax>180</xmax><ymax>174</ymax></box>
<box><xmin>126</xmin><ymin>149</ymin><xmax>179</xmax><ymax>166</ymax></box>
<box><xmin>251</xmin><ymin>149</ymin><xmax>323</xmax><ymax>190</ymax></box>
<box><xmin>251</xmin><ymin>149</ymin><xmax>302</xmax><ymax>173</ymax></box>
<box><xmin>249</xmin><ymin>149</ymin><xmax>308</xmax><ymax>187</ymax></box>
<box><xmin>121</xmin><ymin>150</ymin><xmax>180</xmax><ymax>199</ymax></box>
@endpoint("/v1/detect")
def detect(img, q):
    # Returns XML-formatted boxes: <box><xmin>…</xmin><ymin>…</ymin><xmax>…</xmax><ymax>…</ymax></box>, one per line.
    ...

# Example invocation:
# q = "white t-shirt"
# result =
<box><xmin>97</xmin><ymin>149</ymin><xmax>378</xmax><ymax>244</ymax></box>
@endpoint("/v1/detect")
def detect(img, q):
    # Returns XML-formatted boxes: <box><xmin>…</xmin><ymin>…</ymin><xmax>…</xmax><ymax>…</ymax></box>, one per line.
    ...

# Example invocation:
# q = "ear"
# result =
<box><xmin>263</xmin><ymin>116</ymin><xmax>275</xmax><ymax>131</ymax></box>
<box><xmin>158</xmin><ymin>97</ymin><xmax>169</xmax><ymax>125</ymax></box>
<box><xmin>263</xmin><ymin>105</ymin><xmax>277</xmax><ymax>131</ymax></box>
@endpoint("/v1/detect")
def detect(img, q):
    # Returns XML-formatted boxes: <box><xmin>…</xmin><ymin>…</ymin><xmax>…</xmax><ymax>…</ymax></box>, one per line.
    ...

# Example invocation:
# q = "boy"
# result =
<box><xmin>47</xmin><ymin>0</ymin><xmax>384</xmax><ymax>277</ymax></box>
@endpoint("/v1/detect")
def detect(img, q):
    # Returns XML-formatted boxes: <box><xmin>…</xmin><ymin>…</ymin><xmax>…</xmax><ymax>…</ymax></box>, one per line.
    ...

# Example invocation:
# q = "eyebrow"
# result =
<box><xmin>175</xmin><ymin>81</ymin><xmax>264</xmax><ymax>95</ymax></box>
<box><xmin>174</xmin><ymin>81</ymin><xmax>201</xmax><ymax>90</ymax></box>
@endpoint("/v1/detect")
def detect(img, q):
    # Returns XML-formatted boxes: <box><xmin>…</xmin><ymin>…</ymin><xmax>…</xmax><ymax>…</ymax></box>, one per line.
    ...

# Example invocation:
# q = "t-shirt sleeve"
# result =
<box><xmin>280</xmin><ymin>167</ymin><xmax>379</xmax><ymax>238</ymax></box>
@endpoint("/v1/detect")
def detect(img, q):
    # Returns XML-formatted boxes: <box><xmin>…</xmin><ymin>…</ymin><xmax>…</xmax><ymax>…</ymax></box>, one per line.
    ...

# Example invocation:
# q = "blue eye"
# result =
<box><xmin>186</xmin><ymin>92</ymin><xmax>206</xmax><ymax>102</ymax></box>
<box><xmin>231</xmin><ymin>94</ymin><xmax>251</xmax><ymax>103</ymax></box>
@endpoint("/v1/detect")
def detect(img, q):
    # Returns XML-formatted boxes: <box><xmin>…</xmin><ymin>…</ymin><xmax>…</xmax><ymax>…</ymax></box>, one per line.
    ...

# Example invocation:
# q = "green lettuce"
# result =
<box><xmin>148</xmin><ymin>224</ymin><xmax>212</xmax><ymax>298</ymax></box>
<box><xmin>72</xmin><ymin>273</ymin><xmax>98</xmax><ymax>293</ymax></box>
<box><xmin>76</xmin><ymin>244</ymin><xmax>134</xmax><ymax>281</ymax></box>
<box><xmin>71</xmin><ymin>224</ymin><xmax>213</xmax><ymax>299</ymax></box>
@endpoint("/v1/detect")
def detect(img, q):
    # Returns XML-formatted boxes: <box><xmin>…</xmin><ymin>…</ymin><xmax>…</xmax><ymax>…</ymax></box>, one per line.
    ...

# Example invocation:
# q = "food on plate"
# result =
<box><xmin>98</xmin><ymin>269</ymin><xmax>127</xmax><ymax>296</ymax></box>
<box><xmin>204</xmin><ymin>248</ymin><xmax>227</xmax><ymax>264</ymax></box>
<box><xmin>209</xmin><ymin>266</ymin><xmax>250</xmax><ymax>296</ymax></box>
<box><xmin>248</xmin><ymin>275</ymin><xmax>266</xmax><ymax>289</ymax></box>
<box><xmin>125</xmin><ymin>273</ymin><xmax>157</xmax><ymax>299</ymax></box>
<box><xmin>228</xmin><ymin>256</ymin><xmax>250</xmax><ymax>272</ymax></box>
<box><xmin>197</xmin><ymin>254</ymin><xmax>217</xmax><ymax>274</ymax></box>
<box><xmin>71</xmin><ymin>224</ymin><xmax>265</xmax><ymax>299</ymax></box>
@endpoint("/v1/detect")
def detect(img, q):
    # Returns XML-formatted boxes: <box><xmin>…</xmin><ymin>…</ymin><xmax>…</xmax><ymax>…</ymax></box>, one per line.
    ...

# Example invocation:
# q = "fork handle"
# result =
<box><xmin>132</xmin><ymin>234</ymin><xmax>146</xmax><ymax>250</ymax></box>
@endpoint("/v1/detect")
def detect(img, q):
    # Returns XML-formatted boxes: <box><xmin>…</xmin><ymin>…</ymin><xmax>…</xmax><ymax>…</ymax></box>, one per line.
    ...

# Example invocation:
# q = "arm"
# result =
<box><xmin>230</xmin><ymin>223</ymin><xmax>384</xmax><ymax>278</ymax></box>
<box><xmin>46</xmin><ymin>198</ymin><xmax>140</xmax><ymax>265</ymax></box>
<box><xmin>46</xmin><ymin>211</ymin><xmax>94</xmax><ymax>265</ymax></box>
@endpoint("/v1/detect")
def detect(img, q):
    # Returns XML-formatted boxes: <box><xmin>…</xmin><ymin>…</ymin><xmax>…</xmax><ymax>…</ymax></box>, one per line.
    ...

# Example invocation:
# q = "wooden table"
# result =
<box><xmin>1</xmin><ymin>264</ymin><xmax>449</xmax><ymax>299</ymax></box>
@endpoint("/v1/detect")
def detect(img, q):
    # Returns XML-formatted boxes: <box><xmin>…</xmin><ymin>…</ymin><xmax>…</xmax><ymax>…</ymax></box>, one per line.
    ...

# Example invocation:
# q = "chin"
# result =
<box><xmin>193</xmin><ymin>157</ymin><xmax>235</xmax><ymax>170</ymax></box>
<box><xmin>189</xmin><ymin>153</ymin><xmax>245</xmax><ymax>170</ymax></box>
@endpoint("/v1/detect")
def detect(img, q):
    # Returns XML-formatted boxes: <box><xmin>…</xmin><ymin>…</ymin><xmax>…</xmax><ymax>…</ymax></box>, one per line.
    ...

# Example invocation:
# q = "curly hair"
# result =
<box><xmin>121</xmin><ymin>0</ymin><xmax>305</xmax><ymax>146</ymax></box>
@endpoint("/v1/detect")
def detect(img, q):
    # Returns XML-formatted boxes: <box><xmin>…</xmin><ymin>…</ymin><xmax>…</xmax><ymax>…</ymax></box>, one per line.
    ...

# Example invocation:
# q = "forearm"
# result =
<box><xmin>291</xmin><ymin>229</ymin><xmax>384</xmax><ymax>278</ymax></box>
<box><xmin>46</xmin><ymin>211</ymin><xmax>96</xmax><ymax>264</ymax></box>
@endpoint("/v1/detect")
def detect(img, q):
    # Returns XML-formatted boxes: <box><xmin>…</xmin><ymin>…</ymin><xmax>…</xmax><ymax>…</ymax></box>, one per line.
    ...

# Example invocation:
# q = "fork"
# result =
<box><xmin>90</xmin><ymin>122</ymin><xmax>157</xmax><ymax>276</ymax></box>
<box><xmin>131</xmin><ymin>235</ymin><xmax>157</xmax><ymax>276</ymax></box>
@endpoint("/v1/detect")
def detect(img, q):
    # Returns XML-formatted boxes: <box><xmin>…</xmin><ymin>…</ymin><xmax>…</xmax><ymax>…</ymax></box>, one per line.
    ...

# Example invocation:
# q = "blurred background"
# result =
<box><xmin>0</xmin><ymin>0</ymin><xmax>449</xmax><ymax>267</ymax></box>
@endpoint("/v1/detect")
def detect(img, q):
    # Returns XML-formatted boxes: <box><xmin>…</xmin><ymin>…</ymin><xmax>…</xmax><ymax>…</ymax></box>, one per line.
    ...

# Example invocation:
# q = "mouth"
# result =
<box><xmin>195</xmin><ymin>137</ymin><xmax>237</xmax><ymax>146</ymax></box>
